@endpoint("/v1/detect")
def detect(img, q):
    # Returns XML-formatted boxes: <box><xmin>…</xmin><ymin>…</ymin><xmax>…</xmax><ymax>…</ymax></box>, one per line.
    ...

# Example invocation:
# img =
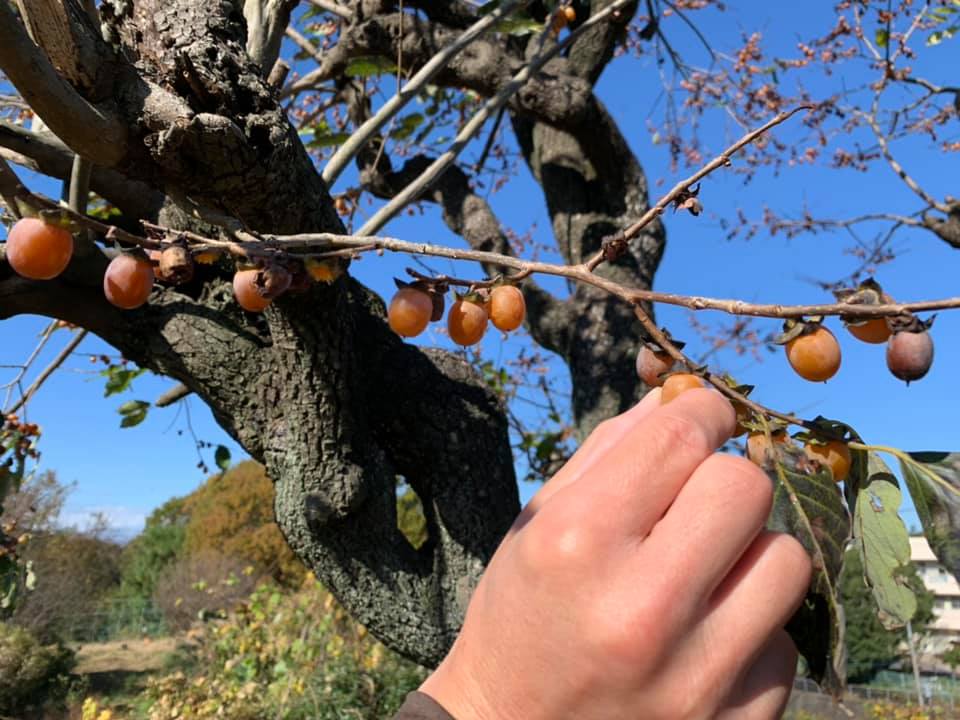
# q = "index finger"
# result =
<box><xmin>577</xmin><ymin>388</ymin><xmax>736</xmax><ymax>539</ymax></box>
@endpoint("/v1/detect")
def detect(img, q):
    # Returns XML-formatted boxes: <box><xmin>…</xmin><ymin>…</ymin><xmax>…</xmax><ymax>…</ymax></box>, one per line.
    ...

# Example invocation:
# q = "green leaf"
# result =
<box><xmin>875</xmin><ymin>28</ymin><xmax>889</xmax><ymax>48</ymax></box>
<box><xmin>495</xmin><ymin>14</ymin><xmax>542</xmax><ymax>36</ymax></box>
<box><xmin>765</xmin><ymin>444</ymin><xmax>851</xmax><ymax>694</ymax></box>
<box><xmin>852</xmin><ymin>452</ymin><xmax>917</xmax><ymax>630</ymax></box>
<box><xmin>344</xmin><ymin>55</ymin><xmax>397</xmax><ymax>78</ymax></box>
<box><xmin>899</xmin><ymin>451</ymin><xmax>960</xmax><ymax>579</ymax></box>
<box><xmin>390</xmin><ymin>113</ymin><xmax>425</xmax><ymax>141</ymax></box>
<box><xmin>927</xmin><ymin>25</ymin><xmax>958</xmax><ymax>46</ymax></box>
<box><xmin>214</xmin><ymin>445</ymin><xmax>231</xmax><ymax>472</ymax></box>
<box><xmin>305</xmin><ymin>120</ymin><xmax>352</xmax><ymax>149</ymax></box>
<box><xmin>101</xmin><ymin>365</ymin><xmax>145</xmax><ymax>397</ymax></box>
<box><xmin>117</xmin><ymin>399</ymin><xmax>150</xmax><ymax>428</ymax></box>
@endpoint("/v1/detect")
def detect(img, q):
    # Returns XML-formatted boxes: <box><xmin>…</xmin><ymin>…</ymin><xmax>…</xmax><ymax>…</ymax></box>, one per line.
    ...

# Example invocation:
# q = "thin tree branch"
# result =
<box><xmin>586</xmin><ymin>104</ymin><xmax>814</xmax><ymax>271</ymax></box>
<box><xmin>320</xmin><ymin>0</ymin><xmax>528</xmax><ymax>186</ymax></box>
<box><xmin>861</xmin><ymin>110</ymin><xmax>950</xmax><ymax>215</ymax></box>
<box><xmin>5</xmin><ymin>329</ymin><xmax>89</xmax><ymax>416</ymax></box>
<box><xmin>285</xmin><ymin>26</ymin><xmax>325</xmax><ymax>63</ymax></box>
<box><xmin>356</xmin><ymin>0</ymin><xmax>635</xmax><ymax>236</ymax></box>
<box><xmin>0</xmin><ymin>120</ymin><xmax>161</xmax><ymax>219</ymax></box>
<box><xmin>306</xmin><ymin>0</ymin><xmax>352</xmax><ymax>19</ymax></box>
<box><xmin>156</xmin><ymin>382</ymin><xmax>192</xmax><ymax>407</ymax></box>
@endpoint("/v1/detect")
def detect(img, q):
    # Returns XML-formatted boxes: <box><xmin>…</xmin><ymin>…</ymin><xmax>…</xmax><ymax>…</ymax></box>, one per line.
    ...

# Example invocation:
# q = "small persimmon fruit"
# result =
<box><xmin>886</xmin><ymin>329</ymin><xmax>934</xmax><ymax>383</ymax></box>
<box><xmin>4</xmin><ymin>217</ymin><xmax>74</xmax><ymax>280</ymax></box>
<box><xmin>489</xmin><ymin>285</ymin><xmax>526</xmax><ymax>332</ymax></box>
<box><xmin>447</xmin><ymin>298</ymin><xmax>488</xmax><ymax>346</ymax></box>
<box><xmin>389</xmin><ymin>287</ymin><xmax>433</xmax><ymax>337</ymax></box>
<box><xmin>233</xmin><ymin>268</ymin><xmax>271</xmax><ymax>312</ymax></box>
<box><xmin>804</xmin><ymin>440</ymin><xmax>851</xmax><ymax>482</ymax></box>
<box><xmin>846</xmin><ymin>317</ymin><xmax>891</xmax><ymax>344</ymax></box>
<box><xmin>785</xmin><ymin>326</ymin><xmax>841</xmax><ymax>382</ymax></box>
<box><xmin>104</xmin><ymin>253</ymin><xmax>155</xmax><ymax>309</ymax></box>
<box><xmin>746</xmin><ymin>431</ymin><xmax>789</xmax><ymax>467</ymax></box>
<box><xmin>660</xmin><ymin>373</ymin><xmax>703</xmax><ymax>404</ymax></box>
<box><xmin>635</xmin><ymin>346</ymin><xmax>674</xmax><ymax>387</ymax></box>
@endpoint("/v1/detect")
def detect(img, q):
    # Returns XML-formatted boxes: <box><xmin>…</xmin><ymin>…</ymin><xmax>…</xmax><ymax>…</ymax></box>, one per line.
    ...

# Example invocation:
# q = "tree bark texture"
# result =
<box><xmin>0</xmin><ymin>0</ymin><xmax>662</xmax><ymax>665</ymax></box>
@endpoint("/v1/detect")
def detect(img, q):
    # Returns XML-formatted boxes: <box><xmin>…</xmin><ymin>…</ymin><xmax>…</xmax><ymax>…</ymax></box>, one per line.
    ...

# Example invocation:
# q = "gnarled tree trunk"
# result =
<box><xmin>0</xmin><ymin>0</ymin><xmax>662</xmax><ymax>666</ymax></box>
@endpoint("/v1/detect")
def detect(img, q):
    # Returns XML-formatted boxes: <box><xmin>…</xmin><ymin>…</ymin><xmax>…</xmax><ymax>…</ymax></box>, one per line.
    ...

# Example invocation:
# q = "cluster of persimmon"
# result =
<box><xmin>778</xmin><ymin>280</ymin><xmax>935</xmax><ymax>385</ymax></box>
<box><xmin>388</xmin><ymin>281</ymin><xmax>526</xmax><ymax>346</ymax></box>
<box><xmin>647</xmin><ymin>359</ymin><xmax>854</xmax><ymax>483</ymax></box>
<box><xmin>1</xmin><ymin>214</ymin><xmax>348</xmax><ymax>314</ymax></box>
<box><xmin>4</xmin><ymin>215</ymin><xmax>155</xmax><ymax>309</ymax></box>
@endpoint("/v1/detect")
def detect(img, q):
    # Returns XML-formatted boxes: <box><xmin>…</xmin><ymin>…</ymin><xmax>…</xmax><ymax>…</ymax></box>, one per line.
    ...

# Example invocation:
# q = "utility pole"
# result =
<box><xmin>906</xmin><ymin>620</ymin><xmax>925</xmax><ymax>707</ymax></box>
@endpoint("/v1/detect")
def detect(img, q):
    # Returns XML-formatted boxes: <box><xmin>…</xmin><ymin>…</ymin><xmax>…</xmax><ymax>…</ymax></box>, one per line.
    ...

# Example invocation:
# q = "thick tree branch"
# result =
<box><xmin>321</xmin><ymin>0</ymin><xmax>528</xmax><ymax>187</ymax></box>
<box><xmin>357</xmin><ymin>0</ymin><xmax>635</xmax><ymax>237</ymax></box>
<box><xmin>0</xmin><ymin>2</ymin><xmax>127</xmax><ymax>165</ymax></box>
<box><xmin>566</xmin><ymin>0</ymin><xmax>639</xmax><ymax>84</ymax></box>
<box><xmin>284</xmin><ymin>10</ymin><xmax>598</xmax><ymax>130</ymax></box>
<box><xmin>0</xmin><ymin>124</ymin><xmax>161</xmax><ymax>225</ymax></box>
<box><xmin>244</xmin><ymin>0</ymin><xmax>300</xmax><ymax>73</ymax></box>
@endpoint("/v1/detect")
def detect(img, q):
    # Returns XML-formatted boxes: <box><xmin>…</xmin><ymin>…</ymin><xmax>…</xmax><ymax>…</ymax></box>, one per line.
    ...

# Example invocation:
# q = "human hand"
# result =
<box><xmin>420</xmin><ymin>388</ymin><xmax>812</xmax><ymax>720</ymax></box>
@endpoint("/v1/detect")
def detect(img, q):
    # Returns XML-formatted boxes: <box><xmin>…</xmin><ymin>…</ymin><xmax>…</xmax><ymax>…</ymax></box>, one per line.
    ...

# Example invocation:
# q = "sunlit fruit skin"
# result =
<box><xmin>233</xmin><ymin>269</ymin><xmax>271</xmax><ymax>313</ymax></box>
<box><xmin>886</xmin><ymin>330</ymin><xmax>934</xmax><ymax>382</ymax></box>
<box><xmin>804</xmin><ymin>440</ymin><xmax>851</xmax><ymax>482</ymax></box>
<box><xmin>660</xmin><ymin>373</ymin><xmax>704</xmax><ymax>404</ymax></box>
<box><xmin>489</xmin><ymin>285</ymin><xmax>526</xmax><ymax>332</ymax></box>
<box><xmin>447</xmin><ymin>299</ymin><xmax>488</xmax><ymax>346</ymax></box>
<box><xmin>746</xmin><ymin>431</ymin><xmax>789</xmax><ymax>467</ymax></box>
<box><xmin>635</xmin><ymin>347</ymin><xmax>674</xmax><ymax>387</ymax></box>
<box><xmin>388</xmin><ymin>287</ymin><xmax>433</xmax><ymax>337</ymax></box>
<box><xmin>103</xmin><ymin>253</ymin><xmax>155</xmax><ymax>309</ymax></box>
<box><xmin>785</xmin><ymin>326</ymin><xmax>841</xmax><ymax>382</ymax></box>
<box><xmin>5</xmin><ymin>217</ymin><xmax>74</xmax><ymax>280</ymax></box>
<box><xmin>846</xmin><ymin>318</ymin><xmax>891</xmax><ymax>344</ymax></box>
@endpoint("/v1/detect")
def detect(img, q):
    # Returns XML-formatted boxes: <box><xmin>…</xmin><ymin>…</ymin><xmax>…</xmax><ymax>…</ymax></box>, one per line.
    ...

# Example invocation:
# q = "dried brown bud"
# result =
<box><xmin>157</xmin><ymin>244</ymin><xmax>194</xmax><ymax>284</ymax></box>
<box><xmin>255</xmin><ymin>263</ymin><xmax>292</xmax><ymax>299</ymax></box>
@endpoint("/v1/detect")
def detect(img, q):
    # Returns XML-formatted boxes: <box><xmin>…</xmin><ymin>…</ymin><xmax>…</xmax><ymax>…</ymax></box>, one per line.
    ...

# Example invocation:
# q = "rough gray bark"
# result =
<box><xmin>0</xmin><ymin>0</ymin><xmax>664</xmax><ymax>665</ymax></box>
<box><xmin>0</xmin><ymin>0</ymin><xmax>518</xmax><ymax>667</ymax></box>
<box><xmin>347</xmin><ymin>0</ymin><xmax>662</xmax><ymax>439</ymax></box>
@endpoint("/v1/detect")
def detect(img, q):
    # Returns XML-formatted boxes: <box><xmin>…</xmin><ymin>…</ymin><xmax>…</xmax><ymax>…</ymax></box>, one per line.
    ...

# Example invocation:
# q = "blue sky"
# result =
<box><xmin>2</xmin><ymin>1</ymin><xmax>957</xmax><ymax>536</ymax></box>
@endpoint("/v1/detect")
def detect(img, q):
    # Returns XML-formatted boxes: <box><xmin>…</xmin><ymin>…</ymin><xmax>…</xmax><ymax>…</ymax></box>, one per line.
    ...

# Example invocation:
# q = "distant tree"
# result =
<box><xmin>0</xmin><ymin>470</ymin><xmax>70</xmax><ymax>534</ymax></box>
<box><xmin>117</xmin><ymin>496</ymin><xmax>188</xmax><ymax>601</ymax></box>
<box><xmin>13</xmin><ymin>529</ymin><xmax>122</xmax><ymax>642</ymax></box>
<box><xmin>842</xmin><ymin>547</ymin><xmax>934</xmax><ymax>684</ymax></box>
<box><xmin>182</xmin><ymin>461</ymin><xmax>305</xmax><ymax>585</ymax></box>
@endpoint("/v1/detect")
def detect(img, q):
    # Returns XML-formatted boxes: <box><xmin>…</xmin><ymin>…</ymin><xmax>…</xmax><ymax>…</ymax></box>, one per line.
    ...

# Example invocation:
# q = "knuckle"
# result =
<box><xmin>587</xmin><ymin>584</ymin><xmax>674</xmax><ymax>673</ymax></box>
<box><xmin>716</xmin><ymin>454</ymin><xmax>774</xmax><ymax>514</ymax></box>
<box><xmin>651</xmin><ymin>412</ymin><xmax>712</xmax><ymax>460</ymax></box>
<box><xmin>516</xmin><ymin>501</ymin><xmax>601</xmax><ymax>572</ymax></box>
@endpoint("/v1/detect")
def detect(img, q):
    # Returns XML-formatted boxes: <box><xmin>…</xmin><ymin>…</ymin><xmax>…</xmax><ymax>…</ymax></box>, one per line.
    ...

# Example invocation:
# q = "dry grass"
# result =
<box><xmin>73</xmin><ymin>637</ymin><xmax>187</xmax><ymax>675</ymax></box>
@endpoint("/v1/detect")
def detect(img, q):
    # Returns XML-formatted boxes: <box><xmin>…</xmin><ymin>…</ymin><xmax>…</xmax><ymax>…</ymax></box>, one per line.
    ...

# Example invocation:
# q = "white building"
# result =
<box><xmin>910</xmin><ymin>535</ymin><xmax>960</xmax><ymax>656</ymax></box>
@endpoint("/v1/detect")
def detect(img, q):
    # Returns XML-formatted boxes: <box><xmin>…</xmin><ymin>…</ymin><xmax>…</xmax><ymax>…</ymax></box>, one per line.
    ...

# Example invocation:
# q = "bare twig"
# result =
<box><xmin>631</xmin><ymin>304</ymin><xmax>808</xmax><ymax>430</ymax></box>
<box><xmin>5</xmin><ymin>329</ymin><xmax>89</xmax><ymax>415</ymax></box>
<box><xmin>861</xmin><ymin>110</ymin><xmax>950</xmax><ymax>215</ymax></box>
<box><xmin>1</xmin><ymin>321</ymin><xmax>58</xmax><ymax>410</ymax></box>
<box><xmin>585</xmin><ymin>104</ymin><xmax>813</xmax><ymax>271</ymax></box>
<box><xmin>320</xmin><ymin>0</ymin><xmax>527</xmax><ymax>186</ymax></box>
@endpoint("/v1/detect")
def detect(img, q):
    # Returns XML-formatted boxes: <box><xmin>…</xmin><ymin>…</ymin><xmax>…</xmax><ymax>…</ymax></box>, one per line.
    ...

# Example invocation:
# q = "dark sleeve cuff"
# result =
<box><xmin>392</xmin><ymin>691</ymin><xmax>456</xmax><ymax>720</ymax></box>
